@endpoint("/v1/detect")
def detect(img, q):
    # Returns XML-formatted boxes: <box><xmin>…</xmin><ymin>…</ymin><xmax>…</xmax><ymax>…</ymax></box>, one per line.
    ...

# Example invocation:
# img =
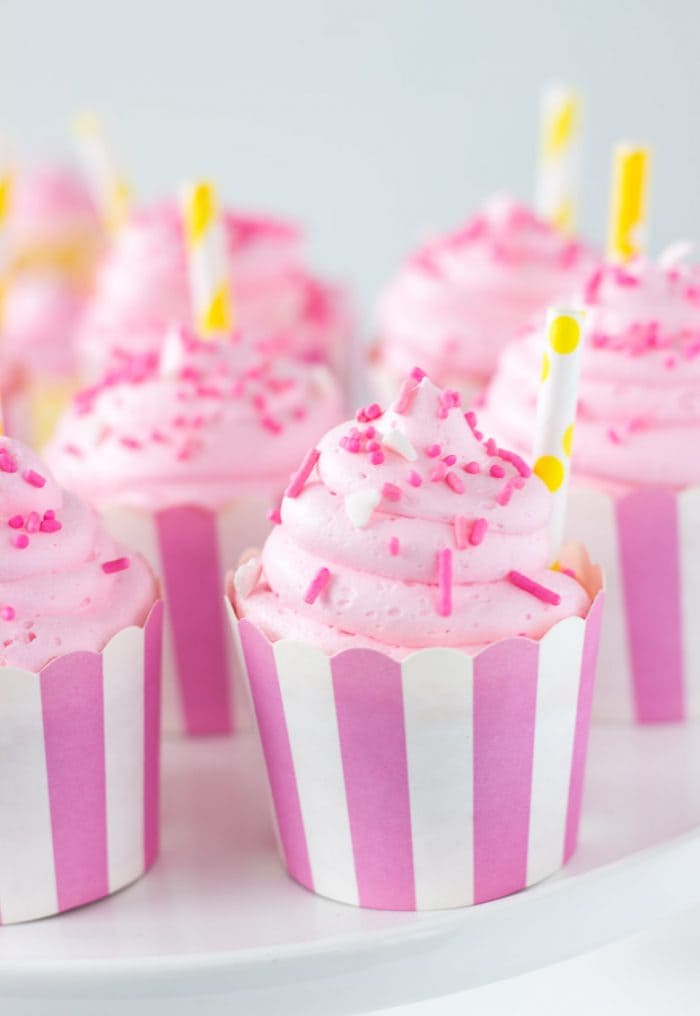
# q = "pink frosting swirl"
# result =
<box><xmin>483</xmin><ymin>255</ymin><xmax>700</xmax><ymax>490</ymax></box>
<box><xmin>237</xmin><ymin>374</ymin><xmax>590</xmax><ymax>656</ymax></box>
<box><xmin>47</xmin><ymin>329</ymin><xmax>343</xmax><ymax>512</ymax></box>
<box><xmin>0</xmin><ymin>438</ymin><xmax>157</xmax><ymax>672</ymax></box>
<box><xmin>78</xmin><ymin>201</ymin><xmax>351</xmax><ymax>378</ymax></box>
<box><xmin>375</xmin><ymin>195</ymin><xmax>597</xmax><ymax>393</ymax></box>
<box><xmin>0</xmin><ymin>274</ymin><xmax>86</xmax><ymax>378</ymax></box>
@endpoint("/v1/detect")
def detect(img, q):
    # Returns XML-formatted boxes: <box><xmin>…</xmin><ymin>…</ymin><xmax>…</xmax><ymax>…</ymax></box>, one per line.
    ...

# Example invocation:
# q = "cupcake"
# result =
<box><xmin>232</xmin><ymin>373</ymin><xmax>603</xmax><ymax>910</ymax></box>
<box><xmin>0</xmin><ymin>272</ymin><xmax>87</xmax><ymax>448</ymax></box>
<box><xmin>0</xmin><ymin>435</ymin><xmax>161</xmax><ymax>924</ymax></box>
<box><xmin>47</xmin><ymin>328</ymin><xmax>342</xmax><ymax>735</ymax></box>
<box><xmin>77</xmin><ymin>201</ymin><xmax>352</xmax><ymax>383</ymax></box>
<box><xmin>482</xmin><ymin>254</ymin><xmax>700</xmax><ymax>721</ymax></box>
<box><xmin>373</xmin><ymin>196</ymin><xmax>596</xmax><ymax>403</ymax></box>
<box><xmin>5</xmin><ymin>162</ymin><xmax>103</xmax><ymax>283</ymax></box>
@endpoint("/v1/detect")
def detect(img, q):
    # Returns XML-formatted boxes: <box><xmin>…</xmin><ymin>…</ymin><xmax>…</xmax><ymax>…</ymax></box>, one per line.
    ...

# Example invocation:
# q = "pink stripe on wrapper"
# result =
<box><xmin>40</xmin><ymin>654</ymin><xmax>109</xmax><ymax>913</ymax></box>
<box><xmin>144</xmin><ymin>601</ymin><xmax>163</xmax><ymax>869</ymax></box>
<box><xmin>331</xmin><ymin>651</ymin><xmax>415</xmax><ymax>910</ymax></box>
<box><xmin>564</xmin><ymin>594</ymin><xmax>605</xmax><ymax>862</ymax></box>
<box><xmin>616</xmin><ymin>490</ymin><xmax>684</xmax><ymax>722</ymax></box>
<box><xmin>473</xmin><ymin>639</ymin><xmax>538</xmax><ymax>904</ymax></box>
<box><xmin>238</xmin><ymin>621</ymin><xmax>313</xmax><ymax>890</ymax></box>
<box><xmin>156</xmin><ymin>506</ymin><xmax>231</xmax><ymax>735</ymax></box>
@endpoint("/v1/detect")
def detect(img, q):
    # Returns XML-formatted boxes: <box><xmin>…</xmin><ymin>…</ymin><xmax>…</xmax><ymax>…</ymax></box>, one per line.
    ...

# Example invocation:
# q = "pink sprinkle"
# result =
<box><xmin>426</xmin><ymin>444</ymin><xmax>441</xmax><ymax>458</ymax></box>
<box><xmin>443</xmin><ymin>454</ymin><xmax>457</xmax><ymax>466</ymax></box>
<box><xmin>40</xmin><ymin>518</ymin><xmax>62</xmax><ymax>533</ymax></box>
<box><xmin>64</xmin><ymin>444</ymin><xmax>83</xmax><ymax>457</ymax></box>
<box><xmin>411</xmin><ymin>366</ymin><xmax>427</xmax><ymax>381</ymax></box>
<box><xmin>267</xmin><ymin>505</ymin><xmax>282</xmax><ymax>525</ymax></box>
<box><xmin>485</xmin><ymin>438</ymin><xmax>498</xmax><ymax>456</ymax></box>
<box><xmin>464</xmin><ymin>461</ymin><xmax>480</xmax><ymax>475</ymax></box>
<box><xmin>370</xmin><ymin>451</ymin><xmax>385</xmax><ymax>465</ymax></box>
<box><xmin>367</xmin><ymin>440</ymin><xmax>381</xmax><ymax>452</ymax></box>
<box><xmin>497</xmin><ymin>448</ymin><xmax>532</xmax><ymax>477</ymax></box>
<box><xmin>394</xmin><ymin>377</ymin><xmax>419</xmax><ymax>414</ymax></box>
<box><xmin>102</xmin><ymin>557</ymin><xmax>131</xmax><ymax>574</ymax></box>
<box><xmin>8</xmin><ymin>515</ymin><xmax>24</xmax><ymax>529</ymax></box>
<box><xmin>285</xmin><ymin>448</ymin><xmax>320</xmax><ymax>498</ymax></box>
<box><xmin>454</xmin><ymin>515</ymin><xmax>469</xmax><ymax>549</ymax></box>
<box><xmin>561</xmin><ymin>567</ymin><xmax>576</xmax><ymax>578</ymax></box>
<box><xmin>470</xmin><ymin>518</ymin><xmax>488</xmax><ymax>546</ymax></box>
<box><xmin>389</xmin><ymin>537</ymin><xmax>400</xmax><ymax>556</ymax></box>
<box><xmin>12</xmin><ymin>534</ymin><xmax>29</xmax><ymax>549</ymax></box>
<box><xmin>607</xmin><ymin>429</ymin><xmax>622</xmax><ymax>445</ymax></box>
<box><xmin>431</xmin><ymin>462</ymin><xmax>447</xmax><ymax>482</ymax></box>
<box><xmin>365</xmin><ymin>403</ymin><xmax>382</xmax><ymax>421</ymax></box>
<box><xmin>508</xmin><ymin>570</ymin><xmax>561</xmax><ymax>606</ymax></box>
<box><xmin>304</xmin><ymin>567</ymin><xmax>331</xmax><ymax>604</ymax></box>
<box><xmin>445</xmin><ymin>471</ymin><xmax>465</xmax><ymax>494</ymax></box>
<box><xmin>365</xmin><ymin>425</ymin><xmax>376</xmax><ymax>439</ymax></box>
<box><xmin>120</xmin><ymin>436</ymin><xmax>142</xmax><ymax>450</ymax></box>
<box><xmin>382</xmin><ymin>482</ymin><xmax>402</xmax><ymax>501</ymax></box>
<box><xmin>25</xmin><ymin>511</ymin><xmax>40</xmax><ymax>534</ymax></box>
<box><xmin>496</xmin><ymin>485</ymin><xmax>513</xmax><ymax>506</ymax></box>
<box><xmin>1</xmin><ymin>606</ymin><xmax>16</xmax><ymax>621</ymax></box>
<box><xmin>437</xmin><ymin>548</ymin><xmax>453</xmax><ymax>617</ymax></box>
<box><xmin>22</xmin><ymin>469</ymin><xmax>46</xmax><ymax>488</ymax></box>
<box><xmin>261</xmin><ymin>416</ymin><xmax>282</xmax><ymax>434</ymax></box>
<box><xmin>583</xmin><ymin>267</ymin><xmax>605</xmax><ymax>305</ymax></box>
<box><xmin>0</xmin><ymin>449</ymin><xmax>18</xmax><ymax>473</ymax></box>
<box><xmin>489</xmin><ymin>464</ymin><xmax>506</xmax><ymax>478</ymax></box>
<box><xmin>464</xmin><ymin>410</ymin><xmax>478</xmax><ymax>431</ymax></box>
<box><xmin>408</xmin><ymin>470</ymin><xmax>423</xmax><ymax>487</ymax></box>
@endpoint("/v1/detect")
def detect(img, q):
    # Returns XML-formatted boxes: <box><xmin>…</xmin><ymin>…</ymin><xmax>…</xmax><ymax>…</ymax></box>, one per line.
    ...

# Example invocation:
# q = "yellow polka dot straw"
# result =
<box><xmin>72</xmin><ymin>111</ymin><xmax>130</xmax><ymax>234</ymax></box>
<box><xmin>607</xmin><ymin>143</ymin><xmax>651</xmax><ymax>263</ymax></box>
<box><xmin>180</xmin><ymin>180</ymin><xmax>233</xmax><ymax>340</ymax></box>
<box><xmin>532</xmin><ymin>306</ymin><xmax>586</xmax><ymax>560</ymax></box>
<box><xmin>535</xmin><ymin>84</ymin><xmax>582</xmax><ymax>234</ymax></box>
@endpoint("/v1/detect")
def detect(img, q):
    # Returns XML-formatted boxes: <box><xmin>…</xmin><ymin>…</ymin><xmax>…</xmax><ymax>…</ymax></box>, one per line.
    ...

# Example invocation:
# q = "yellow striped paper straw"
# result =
<box><xmin>72</xmin><ymin>111</ymin><xmax>130</xmax><ymax>234</ymax></box>
<box><xmin>607</xmin><ymin>143</ymin><xmax>651</xmax><ymax>262</ymax></box>
<box><xmin>0</xmin><ymin>162</ymin><xmax>13</xmax><ymax>326</ymax></box>
<box><xmin>532</xmin><ymin>306</ymin><xmax>586</xmax><ymax>560</ymax></box>
<box><xmin>535</xmin><ymin>84</ymin><xmax>582</xmax><ymax>234</ymax></box>
<box><xmin>180</xmin><ymin>180</ymin><xmax>232</xmax><ymax>339</ymax></box>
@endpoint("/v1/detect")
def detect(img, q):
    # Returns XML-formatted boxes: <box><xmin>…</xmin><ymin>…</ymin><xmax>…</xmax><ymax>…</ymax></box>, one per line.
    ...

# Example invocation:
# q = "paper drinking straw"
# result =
<box><xmin>607</xmin><ymin>143</ymin><xmax>651</xmax><ymax>262</ymax></box>
<box><xmin>0</xmin><ymin>157</ymin><xmax>13</xmax><ymax>326</ymax></box>
<box><xmin>535</xmin><ymin>84</ymin><xmax>582</xmax><ymax>234</ymax></box>
<box><xmin>180</xmin><ymin>180</ymin><xmax>232</xmax><ymax>339</ymax></box>
<box><xmin>72</xmin><ymin>111</ymin><xmax>130</xmax><ymax>234</ymax></box>
<box><xmin>532</xmin><ymin>307</ymin><xmax>586</xmax><ymax>560</ymax></box>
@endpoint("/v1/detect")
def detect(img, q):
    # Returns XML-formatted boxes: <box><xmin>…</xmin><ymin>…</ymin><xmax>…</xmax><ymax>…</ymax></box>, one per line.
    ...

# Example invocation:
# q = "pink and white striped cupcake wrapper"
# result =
<box><xmin>231</xmin><ymin>578</ymin><xmax>604</xmax><ymax>911</ymax></box>
<box><xmin>0</xmin><ymin>601</ymin><xmax>162</xmax><ymax>925</ymax></box>
<box><xmin>567</xmin><ymin>484</ymin><xmax>700</xmax><ymax>723</ymax></box>
<box><xmin>103</xmin><ymin>497</ymin><xmax>272</xmax><ymax>735</ymax></box>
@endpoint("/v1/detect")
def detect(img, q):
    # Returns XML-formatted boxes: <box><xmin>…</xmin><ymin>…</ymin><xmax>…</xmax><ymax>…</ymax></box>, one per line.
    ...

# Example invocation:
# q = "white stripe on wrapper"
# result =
<box><xmin>402</xmin><ymin>649</ymin><xmax>474</xmax><ymax>909</ymax></box>
<box><xmin>0</xmin><ymin>671</ymin><xmax>57</xmax><ymax>923</ymax></box>
<box><xmin>103</xmin><ymin>625</ymin><xmax>145</xmax><ymax>892</ymax></box>
<box><xmin>274</xmin><ymin>641</ymin><xmax>358</xmax><ymax>905</ymax></box>
<box><xmin>680</xmin><ymin>487</ymin><xmax>700</xmax><ymax>718</ymax></box>
<box><xmin>102</xmin><ymin>505</ymin><xmax>184</xmax><ymax>733</ymax></box>
<box><xmin>526</xmin><ymin>616</ymin><xmax>584</xmax><ymax>886</ymax></box>
<box><xmin>566</xmin><ymin>485</ymin><xmax>633</xmax><ymax>722</ymax></box>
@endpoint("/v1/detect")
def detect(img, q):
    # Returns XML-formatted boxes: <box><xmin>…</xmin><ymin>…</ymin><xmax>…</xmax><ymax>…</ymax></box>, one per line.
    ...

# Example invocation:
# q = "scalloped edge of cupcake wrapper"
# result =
<box><xmin>102</xmin><ymin>498</ymin><xmax>273</xmax><ymax>736</ymax></box>
<box><xmin>227</xmin><ymin>573</ymin><xmax>604</xmax><ymax>911</ymax></box>
<box><xmin>0</xmin><ymin>599</ymin><xmax>163</xmax><ymax>925</ymax></box>
<box><xmin>567</xmin><ymin>484</ymin><xmax>700</xmax><ymax>723</ymax></box>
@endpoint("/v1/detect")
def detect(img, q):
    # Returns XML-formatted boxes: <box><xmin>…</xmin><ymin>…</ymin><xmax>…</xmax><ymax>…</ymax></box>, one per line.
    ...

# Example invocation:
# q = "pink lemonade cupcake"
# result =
<box><xmin>373</xmin><ymin>196</ymin><xmax>597</xmax><ymax>403</ymax></box>
<box><xmin>232</xmin><ymin>373</ymin><xmax>603</xmax><ymax>910</ymax></box>
<box><xmin>77</xmin><ymin>201</ymin><xmax>352</xmax><ymax>383</ymax></box>
<box><xmin>5</xmin><ymin>162</ymin><xmax>103</xmax><ymax>283</ymax></box>
<box><xmin>0</xmin><ymin>435</ymin><xmax>162</xmax><ymax>924</ymax></box>
<box><xmin>47</xmin><ymin>329</ymin><xmax>342</xmax><ymax>735</ymax></box>
<box><xmin>482</xmin><ymin>254</ymin><xmax>700</xmax><ymax>721</ymax></box>
<box><xmin>0</xmin><ymin>272</ymin><xmax>87</xmax><ymax>448</ymax></box>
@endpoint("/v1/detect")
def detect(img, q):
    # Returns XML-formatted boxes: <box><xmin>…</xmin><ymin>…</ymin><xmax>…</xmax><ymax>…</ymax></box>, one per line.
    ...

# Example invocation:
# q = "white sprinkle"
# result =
<box><xmin>381</xmin><ymin>427</ymin><xmax>417</xmax><ymax>462</ymax></box>
<box><xmin>159</xmin><ymin>325</ymin><xmax>187</xmax><ymax>377</ymax></box>
<box><xmin>344</xmin><ymin>488</ymin><xmax>381</xmax><ymax>528</ymax></box>
<box><xmin>234</xmin><ymin>556</ymin><xmax>262</xmax><ymax>599</ymax></box>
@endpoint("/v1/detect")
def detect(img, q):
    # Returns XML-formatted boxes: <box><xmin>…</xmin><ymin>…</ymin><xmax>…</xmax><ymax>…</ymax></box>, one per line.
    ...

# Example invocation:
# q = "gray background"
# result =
<box><xmin>2</xmin><ymin>0</ymin><xmax>699</xmax><ymax>324</ymax></box>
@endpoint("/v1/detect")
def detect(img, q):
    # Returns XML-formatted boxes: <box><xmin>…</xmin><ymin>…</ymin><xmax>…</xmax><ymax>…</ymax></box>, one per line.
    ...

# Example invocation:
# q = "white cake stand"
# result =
<box><xmin>1</xmin><ymin>725</ymin><xmax>700</xmax><ymax>1015</ymax></box>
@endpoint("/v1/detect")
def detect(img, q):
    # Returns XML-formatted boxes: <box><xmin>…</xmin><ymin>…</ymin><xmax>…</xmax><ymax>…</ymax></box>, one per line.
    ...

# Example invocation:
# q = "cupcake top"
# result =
<box><xmin>0</xmin><ymin>273</ymin><xmax>86</xmax><ymax>380</ymax></box>
<box><xmin>376</xmin><ymin>195</ymin><xmax>596</xmax><ymax>389</ymax></box>
<box><xmin>0</xmin><ymin>437</ymin><xmax>157</xmax><ymax>671</ymax></box>
<box><xmin>77</xmin><ymin>200</ymin><xmax>350</xmax><ymax>377</ymax></box>
<box><xmin>483</xmin><ymin>254</ymin><xmax>700</xmax><ymax>490</ymax></box>
<box><xmin>236</xmin><ymin>372</ymin><xmax>591</xmax><ymax>657</ymax></box>
<box><xmin>6</xmin><ymin>163</ymin><xmax>102</xmax><ymax>267</ymax></box>
<box><xmin>47</xmin><ymin>328</ymin><xmax>343</xmax><ymax>512</ymax></box>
